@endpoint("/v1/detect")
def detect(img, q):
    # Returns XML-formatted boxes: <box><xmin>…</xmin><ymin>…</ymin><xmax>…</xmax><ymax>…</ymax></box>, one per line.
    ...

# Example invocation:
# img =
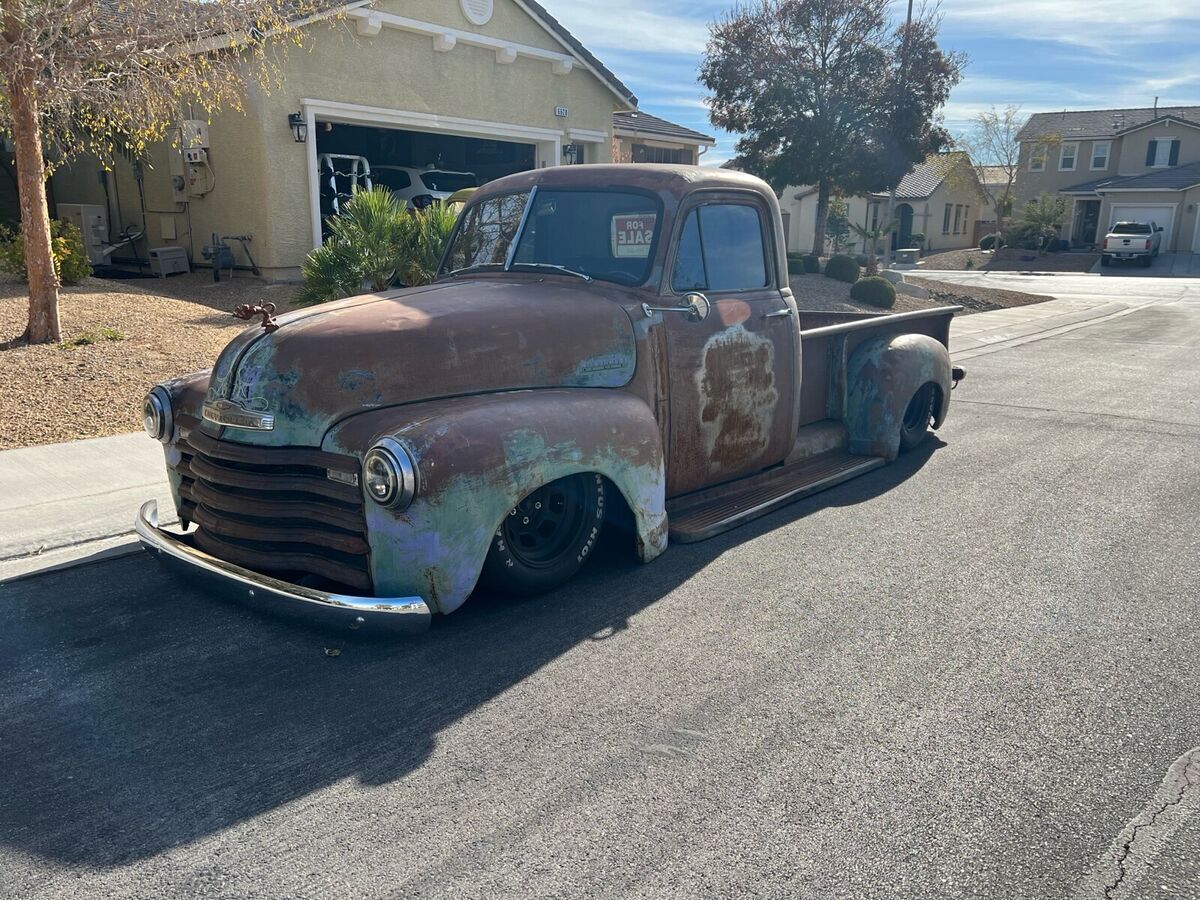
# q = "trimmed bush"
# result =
<box><xmin>1005</xmin><ymin>222</ymin><xmax>1043</xmax><ymax>251</ymax></box>
<box><xmin>0</xmin><ymin>219</ymin><xmax>92</xmax><ymax>284</ymax></box>
<box><xmin>909</xmin><ymin>232</ymin><xmax>926</xmax><ymax>248</ymax></box>
<box><xmin>802</xmin><ymin>253</ymin><xmax>821</xmax><ymax>274</ymax></box>
<box><xmin>854</xmin><ymin>253</ymin><xmax>869</xmax><ymax>267</ymax></box>
<box><xmin>823</xmin><ymin>253</ymin><xmax>860</xmax><ymax>283</ymax></box>
<box><xmin>979</xmin><ymin>233</ymin><xmax>1004</xmax><ymax>251</ymax></box>
<box><xmin>786</xmin><ymin>252</ymin><xmax>806</xmax><ymax>275</ymax></box>
<box><xmin>849</xmin><ymin>275</ymin><xmax>897</xmax><ymax>308</ymax></box>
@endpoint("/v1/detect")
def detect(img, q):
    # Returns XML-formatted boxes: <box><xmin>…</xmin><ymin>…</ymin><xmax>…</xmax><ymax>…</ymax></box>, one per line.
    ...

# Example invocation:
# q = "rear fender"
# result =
<box><xmin>845</xmin><ymin>334</ymin><xmax>952</xmax><ymax>460</ymax></box>
<box><xmin>324</xmin><ymin>390</ymin><xmax>667</xmax><ymax>614</ymax></box>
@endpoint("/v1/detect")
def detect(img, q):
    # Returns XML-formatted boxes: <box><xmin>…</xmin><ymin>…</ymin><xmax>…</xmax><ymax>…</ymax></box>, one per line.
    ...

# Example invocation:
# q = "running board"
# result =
<box><xmin>666</xmin><ymin>449</ymin><xmax>886</xmax><ymax>543</ymax></box>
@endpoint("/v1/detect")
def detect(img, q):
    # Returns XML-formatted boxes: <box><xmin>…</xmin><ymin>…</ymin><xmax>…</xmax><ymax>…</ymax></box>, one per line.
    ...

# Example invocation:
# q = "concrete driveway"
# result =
<box><xmin>2</xmin><ymin>273</ymin><xmax>1199</xmax><ymax>899</ymax></box>
<box><xmin>1091</xmin><ymin>252</ymin><xmax>1200</xmax><ymax>277</ymax></box>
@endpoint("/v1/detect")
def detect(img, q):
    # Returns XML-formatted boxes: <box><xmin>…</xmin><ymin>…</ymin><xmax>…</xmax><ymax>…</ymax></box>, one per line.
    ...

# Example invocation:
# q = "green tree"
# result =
<box><xmin>826</xmin><ymin>196</ymin><xmax>852</xmax><ymax>253</ymax></box>
<box><xmin>701</xmin><ymin>0</ymin><xmax>964</xmax><ymax>256</ymax></box>
<box><xmin>0</xmin><ymin>0</ymin><xmax>330</xmax><ymax>344</ymax></box>
<box><xmin>1018</xmin><ymin>193</ymin><xmax>1069</xmax><ymax>254</ymax></box>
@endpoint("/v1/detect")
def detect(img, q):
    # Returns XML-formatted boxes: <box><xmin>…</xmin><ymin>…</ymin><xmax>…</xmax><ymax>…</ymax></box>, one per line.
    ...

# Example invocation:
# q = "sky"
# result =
<box><xmin>540</xmin><ymin>0</ymin><xmax>1200</xmax><ymax>166</ymax></box>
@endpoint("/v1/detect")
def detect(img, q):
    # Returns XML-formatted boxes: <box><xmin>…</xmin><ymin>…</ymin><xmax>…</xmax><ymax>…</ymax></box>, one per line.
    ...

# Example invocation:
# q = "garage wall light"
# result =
<box><xmin>287</xmin><ymin>112</ymin><xmax>308</xmax><ymax>144</ymax></box>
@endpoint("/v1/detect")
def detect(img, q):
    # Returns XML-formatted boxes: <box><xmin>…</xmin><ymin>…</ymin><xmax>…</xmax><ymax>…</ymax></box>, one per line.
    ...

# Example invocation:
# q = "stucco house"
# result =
<box><xmin>1015</xmin><ymin>105</ymin><xmax>1200</xmax><ymax>253</ymax></box>
<box><xmin>779</xmin><ymin>152</ymin><xmax>988</xmax><ymax>255</ymax></box>
<box><xmin>47</xmin><ymin>0</ymin><xmax>698</xmax><ymax>280</ymax></box>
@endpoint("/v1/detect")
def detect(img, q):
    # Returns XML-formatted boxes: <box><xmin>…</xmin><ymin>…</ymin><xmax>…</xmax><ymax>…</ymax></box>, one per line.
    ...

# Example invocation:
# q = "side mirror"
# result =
<box><xmin>683</xmin><ymin>292</ymin><xmax>711</xmax><ymax>322</ymax></box>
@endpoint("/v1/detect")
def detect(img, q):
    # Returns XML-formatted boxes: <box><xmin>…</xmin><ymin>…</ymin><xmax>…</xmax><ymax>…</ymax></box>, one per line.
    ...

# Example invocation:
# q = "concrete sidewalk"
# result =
<box><xmin>0</xmin><ymin>283</ymin><xmax>1152</xmax><ymax>582</ymax></box>
<box><xmin>0</xmin><ymin>434</ymin><xmax>176</xmax><ymax>582</ymax></box>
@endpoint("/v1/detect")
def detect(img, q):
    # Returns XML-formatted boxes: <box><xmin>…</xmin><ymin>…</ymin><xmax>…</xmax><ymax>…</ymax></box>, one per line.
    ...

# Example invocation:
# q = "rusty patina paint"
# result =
<box><xmin>844</xmin><ymin>333</ymin><xmax>952</xmax><ymax>460</ymax></box>
<box><xmin>697</xmin><ymin>327</ymin><xmax>778</xmax><ymax>472</ymax></box>
<box><xmin>325</xmin><ymin>389</ymin><xmax>667</xmax><ymax>613</ymax></box>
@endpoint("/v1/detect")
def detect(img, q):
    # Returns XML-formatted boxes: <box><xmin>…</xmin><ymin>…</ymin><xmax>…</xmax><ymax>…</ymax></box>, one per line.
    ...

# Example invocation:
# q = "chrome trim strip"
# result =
<box><xmin>135</xmin><ymin>500</ymin><xmax>431</xmax><ymax>634</ymax></box>
<box><xmin>202</xmin><ymin>399</ymin><xmax>275</xmax><ymax>431</ymax></box>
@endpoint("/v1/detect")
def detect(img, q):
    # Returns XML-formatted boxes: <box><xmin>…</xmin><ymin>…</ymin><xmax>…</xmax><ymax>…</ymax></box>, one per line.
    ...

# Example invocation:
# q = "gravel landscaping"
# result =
<box><xmin>917</xmin><ymin>247</ymin><xmax>1099</xmax><ymax>273</ymax></box>
<box><xmin>789</xmin><ymin>272</ymin><xmax>1052</xmax><ymax>316</ymax></box>
<box><xmin>0</xmin><ymin>273</ymin><xmax>299</xmax><ymax>450</ymax></box>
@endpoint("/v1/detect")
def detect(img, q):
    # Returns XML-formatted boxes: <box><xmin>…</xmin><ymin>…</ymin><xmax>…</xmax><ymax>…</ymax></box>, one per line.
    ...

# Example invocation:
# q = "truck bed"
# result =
<box><xmin>796</xmin><ymin>306</ymin><xmax>956</xmax><ymax>427</ymax></box>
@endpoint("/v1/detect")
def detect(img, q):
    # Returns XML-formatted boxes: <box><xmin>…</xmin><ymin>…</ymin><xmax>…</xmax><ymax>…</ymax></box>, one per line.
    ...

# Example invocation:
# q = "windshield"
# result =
<box><xmin>441</xmin><ymin>189</ymin><xmax>662</xmax><ymax>285</ymax></box>
<box><xmin>420</xmin><ymin>171</ymin><xmax>477</xmax><ymax>192</ymax></box>
<box><xmin>1111</xmin><ymin>223</ymin><xmax>1152</xmax><ymax>234</ymax></box>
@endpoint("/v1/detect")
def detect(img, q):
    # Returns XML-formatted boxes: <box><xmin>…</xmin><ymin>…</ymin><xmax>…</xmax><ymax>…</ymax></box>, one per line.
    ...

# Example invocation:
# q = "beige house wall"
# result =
<box><xmin>50</xmin><ymin>0</ymin><xmax>625</xmax><ymax>279</ymax></box>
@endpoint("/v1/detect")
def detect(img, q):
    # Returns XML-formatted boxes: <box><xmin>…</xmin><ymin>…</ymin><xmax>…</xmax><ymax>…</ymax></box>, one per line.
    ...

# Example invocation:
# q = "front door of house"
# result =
<box><xmin>1074</xmin><ymin>200</ymin><xmax>1101</xmax><ymax>247</ymax></box>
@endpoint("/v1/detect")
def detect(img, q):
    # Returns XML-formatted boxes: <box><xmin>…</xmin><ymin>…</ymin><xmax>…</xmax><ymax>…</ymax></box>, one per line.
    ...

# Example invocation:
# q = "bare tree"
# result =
<box><xmin>0</xmin><ymin>0</ymin><xmax>333</xmax><ymax>344</ymax></box>
<box><xmin>957</xmin><ymin>105</ymin><xmax>1025</xmax><ymax>244</ymax></box>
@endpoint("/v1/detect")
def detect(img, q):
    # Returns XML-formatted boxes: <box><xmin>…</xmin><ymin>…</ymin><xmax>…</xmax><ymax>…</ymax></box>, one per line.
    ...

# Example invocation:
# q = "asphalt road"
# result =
<box><xmin>3</xmin><ymin>276</ymin><xmax>1199</xmax><ymax>899</ymax></box>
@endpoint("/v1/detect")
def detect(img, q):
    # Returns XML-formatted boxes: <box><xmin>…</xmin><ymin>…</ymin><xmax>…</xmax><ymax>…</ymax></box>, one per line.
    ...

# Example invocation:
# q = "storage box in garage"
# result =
<box><xmin>148</xmin><ymin>246</ymin><xmax>190</xmax><ymax>278</ymax></box>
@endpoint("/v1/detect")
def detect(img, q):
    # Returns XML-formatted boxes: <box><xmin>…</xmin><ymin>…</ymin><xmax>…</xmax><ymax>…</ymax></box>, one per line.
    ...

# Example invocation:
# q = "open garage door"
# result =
<box><xmin>1110</xmin><ymin>204</ymin><xmax>1176</xmax><ymax>249</ymax></box>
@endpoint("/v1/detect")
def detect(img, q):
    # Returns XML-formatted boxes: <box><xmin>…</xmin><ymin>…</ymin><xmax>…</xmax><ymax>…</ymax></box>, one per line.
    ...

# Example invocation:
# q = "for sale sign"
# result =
<box><xmin>611</xmin><ymin>213</ymin><xmax>656</xmax><ymax>258</ymax></box>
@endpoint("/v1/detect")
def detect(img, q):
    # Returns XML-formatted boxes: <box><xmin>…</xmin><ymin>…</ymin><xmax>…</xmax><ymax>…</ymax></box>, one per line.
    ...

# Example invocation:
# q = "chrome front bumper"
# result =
<box><xmin>135</xmin><ymin>500</ymin><xmax>431</xmax><ymax>634</ymax></box>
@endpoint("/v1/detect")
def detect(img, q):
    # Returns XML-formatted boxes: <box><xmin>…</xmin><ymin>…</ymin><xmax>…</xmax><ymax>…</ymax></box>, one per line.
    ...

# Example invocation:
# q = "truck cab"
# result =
<box><xmin>137</xmin><ymin>165</ymin><xmax>960</xmax><ymax>633</ymax></box>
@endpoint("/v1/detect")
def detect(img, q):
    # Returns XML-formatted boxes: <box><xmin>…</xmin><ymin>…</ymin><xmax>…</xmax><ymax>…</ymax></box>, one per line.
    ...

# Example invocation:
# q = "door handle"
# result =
<box><xmin>763</xmin><ymin>308</ymin><xmax>793</xmax><ymax>319</ymax></box>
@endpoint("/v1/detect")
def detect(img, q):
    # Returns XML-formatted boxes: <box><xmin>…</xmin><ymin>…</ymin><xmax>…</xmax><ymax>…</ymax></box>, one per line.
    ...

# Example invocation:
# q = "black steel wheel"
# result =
<box><xmin>479</xmin><ymin>473</ymin><xmax>605</xmax><ymax>595</ymax></box>
<box><xmin>899</xmin><ymin>383</ymin><xmax>936</xmax><ymax>452</ymax></box>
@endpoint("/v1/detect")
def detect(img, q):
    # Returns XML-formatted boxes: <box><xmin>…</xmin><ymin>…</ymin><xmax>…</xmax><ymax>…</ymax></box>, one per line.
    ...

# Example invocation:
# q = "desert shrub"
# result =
<box><xmin>0</xmin><ymin>219</ymin><xmax>92</xmax><ymax>284</ymax></box>
<box><xmin>299</xmin><ymin>188</ymin><xmax>457</xmax><ymax>305</ymax></box>
<box><xmin>909</xmin><ymin>232</ymin><xmax>926</xmax><ymax>247</ymax></box>
<box><xmin>849</xmin><ymin>276</ymin><xmax>896</xmax><ymax>308</ymax></box>
<box><xmin>801</xmin><ymin>254</ymin><xmax>820</xmax><ymax>273</ymax></box>
<box><xmin>786</xmin><ymin>252</ymin><xmax>807</xmax><ymax>275</ymax></box>
<box><xmin>979</xmin><ymin>233</ymin><xmax>1004</xmax><ymax>251</ymax></box>
<box><xmin>1005</xmin><ymin>222</ymin><xmax>1043</xmax><ymax>251</ymax></box>
<box><xmin>854</xmin><ymin>253</ymin><xmax>869</xmax><ymax>266</ymax></box>
<box><xmin>823</xmin><ymin>253</ymin><xmax>860</xmax><ymax>283</ymax></box>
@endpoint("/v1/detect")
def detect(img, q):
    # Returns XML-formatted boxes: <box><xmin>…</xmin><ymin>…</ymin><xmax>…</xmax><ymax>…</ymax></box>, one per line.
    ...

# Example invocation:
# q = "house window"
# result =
<box><xmin>632</xmin><ymin>144</ymin><xmax>693</xmax><ymax>165</ymax></box>
<box><xmin>1091</xmin><ymin>141</ymin><xmax>1111</xmax><ymax>170</ymax></box>
<box><xmin>942</xmin><ymin>204</ymin><xmax>952</xmax><ymax>234</ymax></box>
<box><xmin>1059</xmin><ymin>142</ymin><xmax>1078</xmax><ymax>171</ymax></box>
<box><xmin>671</xmin><ymin>203</ymin><xmax>769</xmax><ymax>292</ymax></box>
<box><xmin>1147</xmin><ymin>138</ymin><xmax>1180</xmax><ymax>167</ymax></box>
<box><xmin>1029</xmin><ymin>144</ymin><xmax>1047</xmax><ymax>172</ymax></box>
<box><xmin>953</xmin><ymin>204</ymin><xmax>963</xmax><ymax>234</ymax></box>
<box><xmin>964</xmin><ymin>205</ymin><xmax>971</xmax><ymax>234</ymax></box>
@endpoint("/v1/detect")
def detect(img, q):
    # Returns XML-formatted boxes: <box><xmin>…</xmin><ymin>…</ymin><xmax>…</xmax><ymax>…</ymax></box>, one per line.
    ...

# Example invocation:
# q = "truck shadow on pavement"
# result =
<box><xmin>0</xmin><ymin>441</ymin><xmax>942</xmax><ymax>867</ymax></box>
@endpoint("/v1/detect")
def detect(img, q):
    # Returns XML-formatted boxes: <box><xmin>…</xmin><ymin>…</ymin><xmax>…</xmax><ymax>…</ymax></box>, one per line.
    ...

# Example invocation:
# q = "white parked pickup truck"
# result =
<box><xmin>1101</xmin><ymin>221</ymin><xmax>1162</xmax><ymax>268</ymax></box>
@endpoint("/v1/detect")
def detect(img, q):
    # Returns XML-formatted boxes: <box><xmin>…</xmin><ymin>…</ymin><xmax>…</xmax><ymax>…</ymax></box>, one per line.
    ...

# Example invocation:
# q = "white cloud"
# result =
<box><xmin>941</xmin><ymin>0</ymin><xmax>1200</xmax><ymax>50</ymax></box>
<box><xmin>538</xmin><ymin>2</ymin><xmax>710</xmax><ymax>55</ymax></box>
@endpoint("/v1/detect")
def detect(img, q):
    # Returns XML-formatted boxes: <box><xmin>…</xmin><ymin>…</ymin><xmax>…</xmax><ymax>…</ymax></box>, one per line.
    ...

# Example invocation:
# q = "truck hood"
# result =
<box><xmin>202</xmin><ymin>278</ymin><xmax>638</xmax><ymax>447</ymax></box>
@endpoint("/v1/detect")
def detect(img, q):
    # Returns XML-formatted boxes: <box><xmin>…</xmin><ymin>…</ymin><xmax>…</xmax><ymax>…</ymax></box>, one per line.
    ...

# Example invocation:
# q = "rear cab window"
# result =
<box><xmin>1111</xmin><ymin>223</ymin><xmax>1152</xmax><ymax>235</ymax></box>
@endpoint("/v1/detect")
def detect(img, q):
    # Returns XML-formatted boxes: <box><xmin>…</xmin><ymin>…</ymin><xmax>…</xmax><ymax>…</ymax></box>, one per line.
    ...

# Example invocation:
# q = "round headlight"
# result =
<box><xmin>142</xmin><ymin>388</ymin><xmax>173</xmax><ymax>443</ymax></box>
<box><xmin>362</xmin><ymin>438</ymin><xmax>417</xmax><ymax>509</ymax></box>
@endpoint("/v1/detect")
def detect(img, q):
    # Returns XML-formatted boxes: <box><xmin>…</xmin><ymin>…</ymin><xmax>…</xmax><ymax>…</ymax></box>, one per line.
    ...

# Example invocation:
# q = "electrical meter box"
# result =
<box><xmin>183</xmin><ymin>147</ymin><xmax>208</xmax><ymax>165</ymax></box>
<box><xmin>57</xmin><ymin>203</ymin><xmax>110</xmax><ymax>265</ymax></box>
<box><xmin>181</xmin><ymin>120</ymin><xmax>209</xmax><ymax>149</ymax></box>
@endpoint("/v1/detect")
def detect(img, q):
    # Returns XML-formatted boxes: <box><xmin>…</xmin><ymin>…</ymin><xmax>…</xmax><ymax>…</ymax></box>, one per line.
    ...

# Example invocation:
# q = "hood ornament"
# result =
<box><xmin>232</xmin><ymin>302</ymin><xmax>279</xmax><ymax>332</ymax></box>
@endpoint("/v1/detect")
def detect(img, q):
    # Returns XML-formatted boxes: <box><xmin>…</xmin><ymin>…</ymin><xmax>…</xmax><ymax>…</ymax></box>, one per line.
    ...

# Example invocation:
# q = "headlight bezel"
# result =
<box><xmin>362</xmin><ymin>437</ymin><xmax>418</xmax><ymax>510</ymax></box>
<box><xmin>142</xmin><ymin>387</ymin><xmax>173</xmax><ymax>443</ymax></box>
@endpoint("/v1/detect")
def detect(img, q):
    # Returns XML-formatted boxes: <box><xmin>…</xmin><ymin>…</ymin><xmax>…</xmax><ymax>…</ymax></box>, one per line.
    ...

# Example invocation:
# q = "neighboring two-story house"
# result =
<box><xmin>1015</xmin><ymin>106</ymin><xmax>1200</xmax><ymax>254</ymax></box>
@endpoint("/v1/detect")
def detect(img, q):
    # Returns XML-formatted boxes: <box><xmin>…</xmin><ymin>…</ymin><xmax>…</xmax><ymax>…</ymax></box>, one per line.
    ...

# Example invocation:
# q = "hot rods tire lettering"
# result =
<box><xmin>845</xmin><ymin>334</ymin><xmax>952</xmax><ymax>461</ymax></box>
<box><xmin>324</xmin><ymin>390</ymin><xmax>667</xmax><ymax>614</ymax></box>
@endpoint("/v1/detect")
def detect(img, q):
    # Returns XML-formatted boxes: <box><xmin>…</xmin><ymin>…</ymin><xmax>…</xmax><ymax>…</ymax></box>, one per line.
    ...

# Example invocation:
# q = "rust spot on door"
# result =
<box><xmin>697</xmin><ymin>328</ymin><xmax>778</xmax><ymax>469</ymax></box>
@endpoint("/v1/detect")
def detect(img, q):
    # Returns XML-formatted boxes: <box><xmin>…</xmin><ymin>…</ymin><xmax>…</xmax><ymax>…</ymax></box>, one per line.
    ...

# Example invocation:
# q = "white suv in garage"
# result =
<box><xmin>372</xmin><ymin>166</ymin><xmax>477</xmax><ymax>210</ymax></box>
<box><xmin>1101</xmin><ymin>221</ymin><xmax>1163</xmax><ymax>268</ymax></box>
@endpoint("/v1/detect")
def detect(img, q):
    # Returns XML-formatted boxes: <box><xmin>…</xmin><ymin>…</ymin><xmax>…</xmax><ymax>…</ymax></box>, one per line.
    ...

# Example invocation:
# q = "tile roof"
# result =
<box><xmin>1061</xmin><ymin>160</ymin><xmax>1200</xmax><ymax>193</ymax></box>
<box><xmin>518</xmin><ymin>0</ymin><xmax>637</xmax><ymax>108</ymax></box>
<box><xmin>1017</xmin><ymin>106</ymin><xmax>1200</xmax><ymax>142</ymax></box>
<box><xmin>881</xmin><ymin>152</ymin><xmax>973</xmax><ymax>199</ymax></box>
<box><xmin>977</xmin><ymin>165</ymin><xmax>1010</xmax><ymax>186</ymax></box>
<box><xmin>612</xmin><ymin>110</ymin><xmax>715</xmax><ymax>145</ymax></box>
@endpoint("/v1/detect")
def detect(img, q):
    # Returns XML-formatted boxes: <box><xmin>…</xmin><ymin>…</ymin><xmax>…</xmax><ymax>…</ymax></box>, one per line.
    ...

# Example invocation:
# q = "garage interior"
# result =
<box><xmin>314</xmin><ymin>120</ymin><xmax>537</xmax><ymax>219</ymax></box>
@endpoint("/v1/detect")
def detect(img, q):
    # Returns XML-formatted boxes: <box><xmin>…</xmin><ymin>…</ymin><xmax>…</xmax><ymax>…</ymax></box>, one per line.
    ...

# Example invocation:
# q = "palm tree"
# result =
<box><xmin>849</xmin><ymin>217</ymin><xmax>898</xmax><ymax>276</ymax></box>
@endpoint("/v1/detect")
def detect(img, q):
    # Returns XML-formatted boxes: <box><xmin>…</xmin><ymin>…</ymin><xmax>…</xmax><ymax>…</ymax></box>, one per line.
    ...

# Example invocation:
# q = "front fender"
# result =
<box><xmin>845</xmin><ymin>333</ymin><xmax>951</xmax><ymax>461</ymax></box>
<box><xmin>325</xmin><ymin>389</ymin><xmax>667</xmax><ymax>614</ymax></box>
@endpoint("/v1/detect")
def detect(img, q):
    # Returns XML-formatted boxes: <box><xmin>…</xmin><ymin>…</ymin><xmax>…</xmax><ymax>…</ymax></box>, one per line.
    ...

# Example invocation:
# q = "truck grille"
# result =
<box><xmin>172</xmin><ymin>421</ymin><xmax>372</xmax><ymax>592</ymax></box>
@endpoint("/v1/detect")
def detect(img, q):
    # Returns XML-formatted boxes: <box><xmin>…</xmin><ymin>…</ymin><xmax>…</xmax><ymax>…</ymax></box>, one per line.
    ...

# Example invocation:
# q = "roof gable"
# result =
<box><xmin>1018</xmin><ymin>106</ymin><xmax>1200</xmax><ymax>142</ymax></box>
<box><xmin>612</xmin><ymin>110</ymin><xmax>715</xmax><ymax>145</ymax></box>
<box><xmin>882</xmin><ymin>152</ymin><xmax>981</xmax><ymax>200</ymax></box>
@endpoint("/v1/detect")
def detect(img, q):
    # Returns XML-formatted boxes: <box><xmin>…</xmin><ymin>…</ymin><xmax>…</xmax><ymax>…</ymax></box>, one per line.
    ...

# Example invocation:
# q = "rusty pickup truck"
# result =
<box><xmin>136</xmin><ymin>165</ymin><xmax>962</xmax><ymax>633</ymax></box>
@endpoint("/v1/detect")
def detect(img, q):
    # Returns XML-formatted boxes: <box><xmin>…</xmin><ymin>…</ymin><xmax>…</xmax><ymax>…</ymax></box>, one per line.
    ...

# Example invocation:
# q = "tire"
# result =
<box><xmin>1100</xmin><ymin>255</ymin><xmax>1111</xmax><ymax>267</ymax></box>
<box><xmin>479</xmin><ymin>473</ymin><xmax>605</xmax><ymax>596</ymax></box>
<box><xmin>899</xmin><ymin>383</ymin><xmax>936</xmax><ymax>452</ymax></box>
<box><xmin>1141</xmin><ymin>254</ymin><xmax>1153</xmax><ymax>268</ymax></box>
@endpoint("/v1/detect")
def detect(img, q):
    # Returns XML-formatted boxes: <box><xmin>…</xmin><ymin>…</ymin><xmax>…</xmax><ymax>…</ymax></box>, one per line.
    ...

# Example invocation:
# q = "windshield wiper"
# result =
<box><xmin>444</xmin><ymin>264</ymin><xmax>502</xmax><ymax>278</ymax></box>
<box><xmin>508</xmin><ymin>262</ymin><xmax>592</xmax><ymax>282</ymax></box>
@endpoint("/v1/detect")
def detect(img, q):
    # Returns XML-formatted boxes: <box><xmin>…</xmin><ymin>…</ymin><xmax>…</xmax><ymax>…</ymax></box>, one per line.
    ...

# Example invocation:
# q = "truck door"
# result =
<box><xmin>658</xmin><ymin>193</ymin><xmax>797</xmax><ymax>496</ymax></box>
